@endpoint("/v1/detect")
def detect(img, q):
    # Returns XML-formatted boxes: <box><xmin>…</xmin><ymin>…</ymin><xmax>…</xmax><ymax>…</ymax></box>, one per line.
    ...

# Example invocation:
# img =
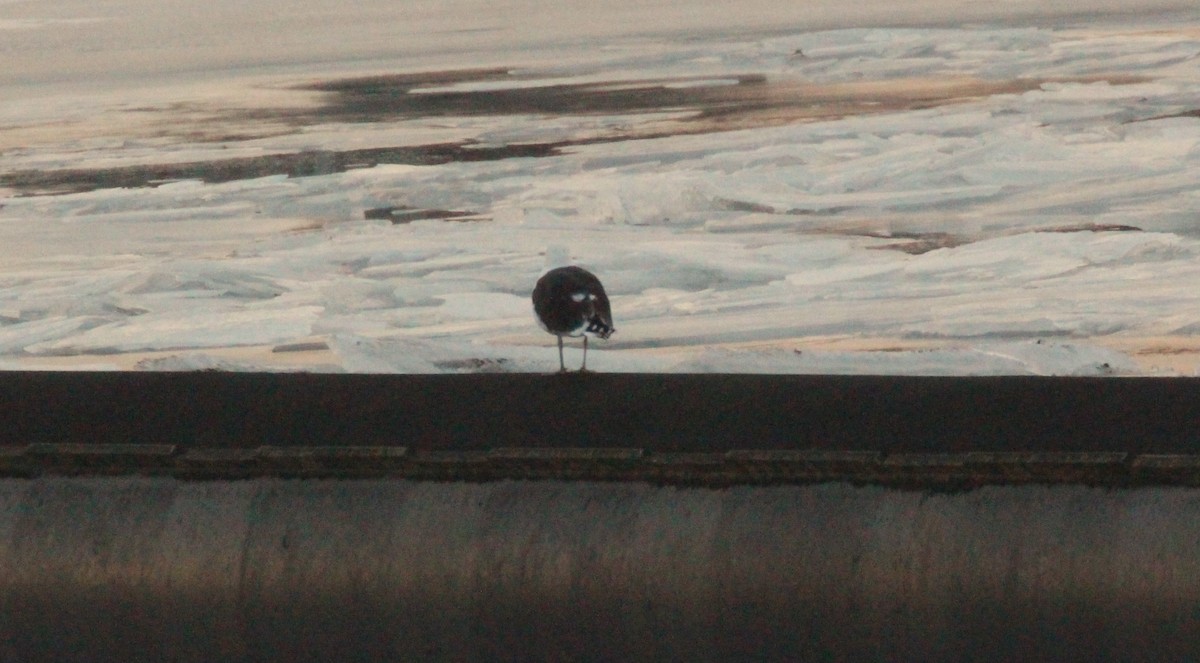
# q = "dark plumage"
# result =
<box><xmin>532</xmin><ymin>265</ymin><xmax>615</xmax><ymax>372</ymax></box>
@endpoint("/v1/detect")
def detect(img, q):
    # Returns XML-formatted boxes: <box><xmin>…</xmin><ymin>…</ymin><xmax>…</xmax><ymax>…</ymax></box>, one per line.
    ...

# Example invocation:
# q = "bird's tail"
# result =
<box><xmin>585</xmin><ymin>316</ymin><xmax>614</xmax><ymax>339</ymax></box>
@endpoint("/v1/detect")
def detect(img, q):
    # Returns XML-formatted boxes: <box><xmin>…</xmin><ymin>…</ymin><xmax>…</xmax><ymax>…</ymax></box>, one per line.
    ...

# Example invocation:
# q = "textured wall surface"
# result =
<box><xmin>1</xmin><ymin>477</ymin><xmax>1197</xmax><ymax>662</ymax></box>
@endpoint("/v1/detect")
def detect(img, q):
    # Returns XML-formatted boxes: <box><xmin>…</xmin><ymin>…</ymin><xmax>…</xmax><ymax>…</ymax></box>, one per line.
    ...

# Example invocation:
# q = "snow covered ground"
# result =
<box><xmin>3</xmin><ymin>1</ymin><xmax>1200</xmax><ymax>374</ymax></box>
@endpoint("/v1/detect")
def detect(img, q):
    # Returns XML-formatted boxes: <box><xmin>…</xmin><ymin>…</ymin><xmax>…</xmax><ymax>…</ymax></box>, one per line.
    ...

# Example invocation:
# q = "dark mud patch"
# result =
<box><xmin>1128</xmin><ymin>108</ymin><xmax>1200</xmax><ymax>123</ymax></box>
<box><xmin>846</xmin><ymin>222</ymin><xmax>1140</xmax><ymax>255</ymax></box>
<box><xmin>294</xmin><ymin>69</ymin><xmax>1063</xmax><ymax>132</ymax></box>
<box><xmin>711</xmin><ymin>195</ymin><xmax>1145</xmax><ymax>254</ymax></box>
<box><xmin>2</xmin><ymin>68</ymin><xmax>1147</xmax><ymax>197</ymax></box>
<box><xmin>363</xmin><ymin>206</ymin><xmax>487</xmax><ymax>223</ymax></box>
<box><xmin>272</xmin><ymin>341</ymin><xmax>331</xmax><ymax>353</ymax></box>
<box><xmin>2</xmin><ymin>142</ymin><xmax>566</xmax><ymax>196</ymax></box>
<box><xmin>1136</xmin><ymin>346</ymin><xmax>1200</xmax><ymax>356</ymax></box>
<box><xmin>713</xmin><ymin>196</ymin><xmax>855</xmax><ymax>217</ymax></box>
<box><xmin>863</xmin><ymin>231</ymin><xmax>969</xmax><ymax>254</ymax></box>
<box><xmin>298</xmin><ymin>69</ymin><xmax>770</xmax><ymax>121</ymax></box>
<box><xmin>1037</xmin><ymin>222</ymin><xmax>1142</xmax><ymax>233</ymax></box>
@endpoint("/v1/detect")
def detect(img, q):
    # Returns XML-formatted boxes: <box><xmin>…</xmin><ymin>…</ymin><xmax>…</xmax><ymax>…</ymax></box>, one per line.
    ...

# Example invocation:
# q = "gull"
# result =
<box><xmin>532</xmin><ymin>265</ymin><xmax>615</xmax><ymax>372</ymax></box>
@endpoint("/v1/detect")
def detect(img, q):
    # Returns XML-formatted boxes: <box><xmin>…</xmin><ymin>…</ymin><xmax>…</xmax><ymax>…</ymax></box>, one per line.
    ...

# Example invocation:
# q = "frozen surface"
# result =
<box><xmin>3</xmin><ymin>2</ymin><xmax>1200</xmax><ymax>374</ymax></box>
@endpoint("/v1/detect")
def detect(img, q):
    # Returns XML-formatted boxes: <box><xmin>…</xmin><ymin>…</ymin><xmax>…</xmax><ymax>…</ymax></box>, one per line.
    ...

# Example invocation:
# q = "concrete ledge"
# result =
<box><xmin>1</xmin><ymin>443</ymin><xmax>1199</xmax><ymax>486</ymax></box>
<box><xmin>488</xmin><ymin>447</ymin><xmax>644</xmax><ymax>461</ymax></box>
<box><xmin>1133</xmin><ymin>453</ymin><xmax>1200</xmax><ymax>469</ymax></box>
<box><xmin>2</xmin><ymin>372</ymin><xmax>1199</xmax><ymax>454</ymax></box>
<box><xmin>882</xmin><ymin>452</ymin><xmax>968</xmax><ymax>468</ymax></box>
<box><xmin>1</xmin><ymin>371</ymin><xmax>1198</xmax><ymax>485</ymax></box>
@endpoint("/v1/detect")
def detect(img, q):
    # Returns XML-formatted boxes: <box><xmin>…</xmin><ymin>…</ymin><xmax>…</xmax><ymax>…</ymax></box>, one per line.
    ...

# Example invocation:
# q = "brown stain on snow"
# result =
<box><xmin>0</xmin><ymin>69</ymin><xmax>1150</xmax><ymax>196</ymax></box>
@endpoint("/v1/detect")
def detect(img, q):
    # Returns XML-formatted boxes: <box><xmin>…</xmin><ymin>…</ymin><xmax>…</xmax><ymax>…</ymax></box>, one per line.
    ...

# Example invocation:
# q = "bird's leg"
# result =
<box><xmin>581</xmin><ymin>335</ymin><xmax>589</xmax><ymax>372</ymax></box>
<box><xmin>557</xmin><ymin>335</ymin><xmax>567</xmax><ymax>372</ymax></box>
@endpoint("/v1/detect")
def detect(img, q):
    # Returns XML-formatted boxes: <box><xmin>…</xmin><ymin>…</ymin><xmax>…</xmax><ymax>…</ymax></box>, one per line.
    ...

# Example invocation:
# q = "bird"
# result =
<box><xmin>532</xmin><ymin>265</ymin><xmax>615</xmax><ymax>372</ymax></box>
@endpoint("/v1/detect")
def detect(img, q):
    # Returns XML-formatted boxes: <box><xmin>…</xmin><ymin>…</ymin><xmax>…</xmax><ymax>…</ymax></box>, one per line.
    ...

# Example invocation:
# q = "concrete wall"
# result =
<box><xmin>1</xmin><ymin>477</ymin><xmax>1197</xmax><ymax>661</ymax></box>
<box><xmin>4</xmin><ymin>372</ymin><xmax>1200</xmax><ymax>453</ymax></box>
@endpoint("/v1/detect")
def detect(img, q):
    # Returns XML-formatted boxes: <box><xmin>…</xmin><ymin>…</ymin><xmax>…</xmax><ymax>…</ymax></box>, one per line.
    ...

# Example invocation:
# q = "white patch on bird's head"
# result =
<box><xmin>570</xmin><ymin>291</ymin><xmax>591</xmax><ymax>303</ymax></box>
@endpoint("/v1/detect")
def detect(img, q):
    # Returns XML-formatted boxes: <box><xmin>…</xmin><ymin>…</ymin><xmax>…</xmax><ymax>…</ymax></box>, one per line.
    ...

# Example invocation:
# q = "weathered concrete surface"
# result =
<box><xmin>1</xmin><ymin>477</ymin><xmax>1197</xmax><ymax>662</ymax></box>
<box><xmin>5</xmin><ymin>443</ymin><xmax>1200</xmax><ymax>487</ymax></box>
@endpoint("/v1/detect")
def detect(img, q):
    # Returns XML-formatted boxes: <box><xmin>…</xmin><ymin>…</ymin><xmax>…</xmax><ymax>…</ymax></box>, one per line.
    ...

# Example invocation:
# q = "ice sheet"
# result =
<box><xmin>3</xmin><ymin>5</ymin><xmax>1200</xmax><ymax>374</ymax></box>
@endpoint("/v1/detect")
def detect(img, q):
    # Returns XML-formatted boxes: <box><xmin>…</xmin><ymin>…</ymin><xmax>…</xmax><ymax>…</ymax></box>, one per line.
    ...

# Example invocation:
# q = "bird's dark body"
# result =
<box><xmin>532</xmin><ymin>265</ymin><xmax>614</xmax><ymax>371</ymax></box>
<box><xmin>533</xmin><ymin>266</ymin><xmax>614</xmax><ymax>338</ymax></box>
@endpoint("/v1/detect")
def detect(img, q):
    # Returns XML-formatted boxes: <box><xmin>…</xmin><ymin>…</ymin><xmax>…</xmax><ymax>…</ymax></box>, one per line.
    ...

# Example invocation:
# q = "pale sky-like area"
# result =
<box><xmin>3</xmin><ymin>0</ymin><xmax>1196</xmax><ymax>91</ymax></box>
